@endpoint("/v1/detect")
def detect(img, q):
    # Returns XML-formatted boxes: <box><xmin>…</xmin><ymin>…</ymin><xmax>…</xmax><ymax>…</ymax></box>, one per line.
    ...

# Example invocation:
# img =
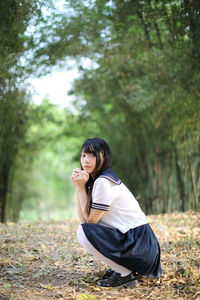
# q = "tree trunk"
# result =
<box><xmin>161</xmin><ymin>1</ymin><xmax>174</xmax><ymax>42</ymax></box>
<box><xmin>166</xmin><ymin>152</ymin><xmax>173</xmax><ymax>212</ymax></box>
<box><xmin>184</xmin><ymin>134</ymin><xmax>198</xmax><ymax>210</ymax></box>
<box><xmin>174</xmin><ymin>144</ymin><xmax>186</xmax><ymax>211</ymax></box>
<box><xmin>137</xmin><ymin>4</ymin><xmax>152</xmax><ymax>48</ymax></box>
<box><xmin>0</xmin><ymin>164</ymin><xmax>10</xmax><ymax>223</ymax></box>
<box><xmin>147</xmin><ymin>0</ymin><xmax>163</xmax><ymax>49</ymax></box>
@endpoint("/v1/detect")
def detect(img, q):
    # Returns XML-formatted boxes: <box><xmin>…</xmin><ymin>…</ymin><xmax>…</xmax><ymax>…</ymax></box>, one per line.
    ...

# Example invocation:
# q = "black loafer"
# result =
<box><xmin>97</xmin><ymin>272</ymin><xmax>138</xmax><ymax>288</ymax></box>
<box><xmin>102</xmin><ymin>268</ymin><xmax>115</xmax><ymax>279</ymax></box>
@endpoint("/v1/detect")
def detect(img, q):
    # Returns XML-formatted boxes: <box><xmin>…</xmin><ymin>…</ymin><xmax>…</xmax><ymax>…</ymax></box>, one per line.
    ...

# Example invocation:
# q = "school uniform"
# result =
<box><xmin>80</xmin><ymin>168</ymin><xmax>162</xmax><ymax>278</ymax></box>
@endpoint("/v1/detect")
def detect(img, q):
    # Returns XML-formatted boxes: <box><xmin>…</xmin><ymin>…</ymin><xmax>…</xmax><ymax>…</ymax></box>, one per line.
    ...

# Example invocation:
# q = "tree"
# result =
<box><xmin>1</xmin><ymin>0</ymin><xmax>199</xmax><ymax>220</ymax></box>
<box><xmin>61</xmin><ymin>0</ymin><xmax>200</xmax><ymax>213</ymax></box>
<box><xmin>6</xmin><ymin>99</ymin><xmax>85</xmax><ymax>221</ymax></box>
<box><xmin>0</xmin><ymin>0</ymin><xmax>55</xmax><ymax>222</ymax></box>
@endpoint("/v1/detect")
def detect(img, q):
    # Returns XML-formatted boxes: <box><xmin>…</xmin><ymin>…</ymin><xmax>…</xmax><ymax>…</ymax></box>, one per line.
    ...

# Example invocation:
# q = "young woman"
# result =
<box><xmin>71</xmin><ymin>137</ymin><xmax>161</xmax><ymax>288</ymax></box>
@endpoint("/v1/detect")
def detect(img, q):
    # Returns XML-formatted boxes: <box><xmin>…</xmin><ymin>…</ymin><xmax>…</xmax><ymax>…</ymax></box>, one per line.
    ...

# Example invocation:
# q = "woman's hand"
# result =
<box><xmin>71</xmin><ymin>168</ymin><xmax>81</xmax><ymax>187</ymax></box>
<box><xmin>71</xmin><ymin>168</ymin><xmax>81</xmax><ymax>179</ymax></box>
<box><xmin>71</xmin><ymin>168</ymin><xmax>89</xmax><ymax>188</ymax></box>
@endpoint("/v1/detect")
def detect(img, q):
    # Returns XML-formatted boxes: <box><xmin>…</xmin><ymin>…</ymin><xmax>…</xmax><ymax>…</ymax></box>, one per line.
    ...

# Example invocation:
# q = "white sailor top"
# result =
<box><xmin>90</xmin><ymin>168</ymin><xmax>147</xmax><ymax>234</ymax></box>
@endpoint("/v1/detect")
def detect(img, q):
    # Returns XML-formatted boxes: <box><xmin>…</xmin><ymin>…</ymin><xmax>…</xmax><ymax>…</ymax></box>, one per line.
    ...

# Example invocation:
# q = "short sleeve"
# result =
<box><xmin>91</xmin><ymin>178</ymin><xmax>114</xmax><ymax>211</ymax></box>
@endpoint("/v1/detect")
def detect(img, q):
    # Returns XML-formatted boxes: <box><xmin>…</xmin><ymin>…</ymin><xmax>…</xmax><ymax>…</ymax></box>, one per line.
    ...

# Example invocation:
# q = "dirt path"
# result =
<box><xmin>0</xmin><ymin>211</ymin><xmax>199</xmax><ymax>300</ymax></box>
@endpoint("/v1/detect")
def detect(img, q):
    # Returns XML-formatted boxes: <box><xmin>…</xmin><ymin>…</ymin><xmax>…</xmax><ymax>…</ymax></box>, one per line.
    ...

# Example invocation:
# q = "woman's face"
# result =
<box><xmin>80</xmin><ymin>152</ymin><xmax>97</xmax><ymax>174</ymax></box>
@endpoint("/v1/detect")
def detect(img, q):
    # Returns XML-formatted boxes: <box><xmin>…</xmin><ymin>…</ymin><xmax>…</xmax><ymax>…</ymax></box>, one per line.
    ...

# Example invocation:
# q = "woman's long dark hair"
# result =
<box><xmin>80</xmin><ymin>137</ymin><xmax>112</xmax><ymax>212</ymax></box>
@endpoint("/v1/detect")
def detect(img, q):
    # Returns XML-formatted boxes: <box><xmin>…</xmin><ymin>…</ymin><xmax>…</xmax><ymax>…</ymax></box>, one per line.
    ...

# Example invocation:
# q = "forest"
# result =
<box><xmin>0</xmin><ymin>0</ymin><xmax>200</xmax><ymax>223</ymax></box>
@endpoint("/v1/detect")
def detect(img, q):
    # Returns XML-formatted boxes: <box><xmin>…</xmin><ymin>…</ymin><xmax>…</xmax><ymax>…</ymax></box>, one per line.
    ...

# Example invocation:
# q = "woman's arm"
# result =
<box><xmin>74</xmin><ymin>185</ymin><xmax>86</xmax><ymax>223</ymax></box>
<box><xmin>72</xmin><ymin>169</ymin><xmax>86</xmax><ymax>223</ymax></box>
<box><xmin>72</xmin><ymin>169</ymin><xmax>105</xmax><ymax>224</ymax></box>
<box><xmin>76</xmin><ymin>184</ymin><xmax>105</xmax><ymax>224</ymax></box>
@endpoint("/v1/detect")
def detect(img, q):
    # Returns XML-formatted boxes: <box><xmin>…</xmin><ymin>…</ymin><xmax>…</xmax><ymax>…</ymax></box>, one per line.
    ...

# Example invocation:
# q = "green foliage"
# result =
<box><xmin>65</xmin><ymin>0</ymin><xmax>200</xmax><ymax>213</ymax></box>
<box><xmin>0</xmin><ymin>0</ymin><xmax>51</xmax><ymax>87</ymax></box>
<box><xmin>0</xmin><ymin>0</ymin><xmax>57</xmax><ymax>222</ymax></box>
<box><xmin>0</xmin><ymin>89</ymin><xmax>29</xmax><ymax>222</ymax></box>
<box><xmin>1</xmin><ymin>0</ymin><xmax>199</xmax><ymax>221</ymax></box>
<box><xmin>7</xmin><ymin>99</ymin><xmax>83</xmax><ymax>221</ymax></box>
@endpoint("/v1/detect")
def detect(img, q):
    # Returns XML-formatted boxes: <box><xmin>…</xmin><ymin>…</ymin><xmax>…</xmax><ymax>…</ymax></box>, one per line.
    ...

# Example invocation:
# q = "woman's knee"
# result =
<box><xmin>77</xmin><ymin>224</ymin><xmax>87</xmax><ymax>247</ymax></box>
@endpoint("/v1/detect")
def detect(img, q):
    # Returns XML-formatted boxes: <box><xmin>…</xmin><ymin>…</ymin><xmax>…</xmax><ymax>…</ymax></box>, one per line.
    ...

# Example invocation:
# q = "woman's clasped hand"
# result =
<box><xmin>71</xmin><ymin>168</ymin><xmax>89</xmax><ymax>186</ymax></box>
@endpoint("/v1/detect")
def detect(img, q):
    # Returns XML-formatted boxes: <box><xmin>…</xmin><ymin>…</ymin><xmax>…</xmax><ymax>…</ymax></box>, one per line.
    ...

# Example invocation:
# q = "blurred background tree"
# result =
<box><xmin>0</xmin><ymin>0</ymin><xmax>49</xmax><ymax>222</ymax></box>
<box><xmin>0</xmin><ymin>0</ymin><xmax>199</xmax><ymax>222</ymax></box>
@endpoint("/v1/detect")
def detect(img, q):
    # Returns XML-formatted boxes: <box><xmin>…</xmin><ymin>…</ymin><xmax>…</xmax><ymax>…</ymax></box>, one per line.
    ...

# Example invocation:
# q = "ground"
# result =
<box><xmin>0</xmin><ymin>211</ymin><xmax>199</xmax><ymax>300</ymax></box>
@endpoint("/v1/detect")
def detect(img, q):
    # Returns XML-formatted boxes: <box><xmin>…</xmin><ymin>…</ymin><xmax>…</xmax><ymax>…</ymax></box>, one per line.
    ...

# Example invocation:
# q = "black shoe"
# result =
<box><xmin>97</xmin><ymin>272</ymin><xmax>138</xmax><ymax>288</ymax></box>
<box><xmin>102</xmin><ymin>268</ymin><xmax>115</xmax><ymax>280</ymax></box>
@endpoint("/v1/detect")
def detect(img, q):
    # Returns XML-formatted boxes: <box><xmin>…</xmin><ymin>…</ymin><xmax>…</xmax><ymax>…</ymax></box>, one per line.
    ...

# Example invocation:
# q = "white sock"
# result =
<box><xmin>77</xmin><ymin>224</ymin><xmax>132</xmax><ymax>277</ymax></box>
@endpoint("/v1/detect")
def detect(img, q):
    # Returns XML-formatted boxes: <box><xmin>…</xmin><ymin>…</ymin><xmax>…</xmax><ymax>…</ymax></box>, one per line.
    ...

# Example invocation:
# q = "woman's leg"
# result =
<box><xmin>77</xmin><ymin>224</ymin><xmax>132</xmax><ymax>277</ymax></box>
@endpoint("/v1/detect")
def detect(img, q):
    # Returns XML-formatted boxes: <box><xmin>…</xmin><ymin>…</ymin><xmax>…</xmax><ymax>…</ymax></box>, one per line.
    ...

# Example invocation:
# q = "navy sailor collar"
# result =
<box><xmin>98</xmin><ymin>168</ymin><xmax>122</xmax><ymax>185</ymax></box>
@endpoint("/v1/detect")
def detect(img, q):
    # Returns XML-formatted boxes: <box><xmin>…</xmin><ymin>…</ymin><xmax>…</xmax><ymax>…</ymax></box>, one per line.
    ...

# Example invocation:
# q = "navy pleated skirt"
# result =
<box><xmin>81</xmin><ymin>223</ymin><xmax>161</xmax><ymax>278</ymax></box>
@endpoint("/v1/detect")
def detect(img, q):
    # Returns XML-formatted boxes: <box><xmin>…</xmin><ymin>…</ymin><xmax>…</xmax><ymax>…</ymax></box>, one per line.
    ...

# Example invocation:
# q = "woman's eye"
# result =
<box><xmin>80</xmin><ymin>153</ymin><xmax>95</xmax><ymax>158</ymax></box>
